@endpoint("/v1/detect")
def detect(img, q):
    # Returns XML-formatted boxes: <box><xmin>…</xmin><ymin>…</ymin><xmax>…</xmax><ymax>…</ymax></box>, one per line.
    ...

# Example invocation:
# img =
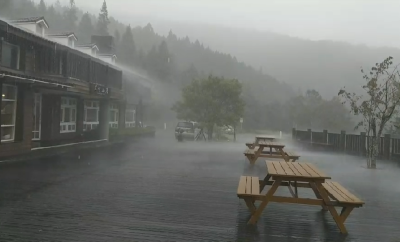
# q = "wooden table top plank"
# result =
<box><xmin>304</xmin><ymin>163</ymin><xmax>330</xmax><ymax>178</ymax></box>
<box><xmin>297</xmin><ymin>162</ymin><xmax>319</xmax><ymax>177</ymax></box>
<box><xmin>285</xmin><ymin>162</ymin><xmax>303</xmax><ymax>176</ymax></box>
<box><xmin>251</xmin><ymin>177</ymin><xmax>260</xmax><ymax>195</ymax></box>
<box><xmin>255</xmin><ymin>135</ymin><xmax>276</xmax><ymax>140</ymax></box>
<box><xmin>266</xmin><ymin>161</ymin><xmax>277</xmax><ymax>174</ymax></box>
<box><xmin>279</xmin><ymin>161</ymin><xmax>296</xmax><ymax>176</ymax></box>
<box><xmin>237</xmin><ymin>176</ymin><xmax>247</xmax><ymax>194</ymax></box>
<box><xmin>273</xmin><ymin>162</ymin><xmax>287</xmax><ymax>175</ymax></box>
<box><xmin>258</xmin><ymin>141</ymin><xmax>285</xmax><ymax>148</ymax></box>
<box><xmin>330</xmin><ymin>181</ymin><xmax>364</xmax><ymax>203</ymax></box>
<box><xmin>266</xmin><ymin>161</ymin><xmax>331</xmax><ymax>179</ymax></box>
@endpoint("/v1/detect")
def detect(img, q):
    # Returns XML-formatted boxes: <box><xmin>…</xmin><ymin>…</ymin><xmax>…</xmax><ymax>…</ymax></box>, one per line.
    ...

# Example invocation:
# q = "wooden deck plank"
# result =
<box><xmin>237</xmin><ymin>176</ymin><xmax>247</xmax><ymax>194</ymax></box>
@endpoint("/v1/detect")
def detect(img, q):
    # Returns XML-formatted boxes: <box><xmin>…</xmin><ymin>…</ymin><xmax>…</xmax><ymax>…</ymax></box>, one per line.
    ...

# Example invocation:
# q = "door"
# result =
<box><xmin>32</xmin><ymin>93</ymin><xmax>42</xmax><ymax>140</ymax></box>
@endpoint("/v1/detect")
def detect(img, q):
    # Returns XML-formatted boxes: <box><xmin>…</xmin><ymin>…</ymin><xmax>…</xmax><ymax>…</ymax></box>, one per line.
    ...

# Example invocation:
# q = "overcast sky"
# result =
<box><xmin>44</xmin><ymin>0</ymin><xmax>400</xmax><ymax>48</ymax></box>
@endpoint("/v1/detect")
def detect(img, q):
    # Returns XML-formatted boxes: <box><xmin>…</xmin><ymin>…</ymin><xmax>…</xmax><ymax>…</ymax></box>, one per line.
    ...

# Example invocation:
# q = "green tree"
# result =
<box><xmin>338</xmin><ymin>56</ymin><xmax>400</xmax><ymax>169</ymax></box>
<box><xmin>76</xmin><ymin>12</ymin><xmax>94</xmax><ymax>43</ymax></box>
<box><xmin>172</xmin><ymin>75</ymin><xmax>245</xmax><ymax>140</ymax></box>
<box><xmin>96</xmin><ymin>0</ymin><xmax>110</xmax><ymax>35</ymax></box>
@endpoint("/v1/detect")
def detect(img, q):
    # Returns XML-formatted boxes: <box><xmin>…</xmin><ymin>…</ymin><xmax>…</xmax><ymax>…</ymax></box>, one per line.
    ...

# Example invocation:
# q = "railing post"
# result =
<box><xmin>323</xmin><ymin>130</ymin><xmax>328</xmax><ymax>144</ymax></box>
<box><xmin>384</xmin><ymin>134</ymin><xmax>391</xmax><ymax>160</ymax></box>
<box><xmin>307</xmin><ymin>129</ymin><xmax>312</xmax><ymax>143</ymax></box>
<box><xmin>292</xmin><ymin>128</ymin><xmax>296</xmax><ymax>140</ymax></box>
<box><xmin>360</xmin><ymin>132</ymin><xmax>366</xmax><ymax>156</ymax></box>
<box><xmin>340</xmin><ymin>130</ymin><xmax>346</xmax><ymax>152</ymax></box>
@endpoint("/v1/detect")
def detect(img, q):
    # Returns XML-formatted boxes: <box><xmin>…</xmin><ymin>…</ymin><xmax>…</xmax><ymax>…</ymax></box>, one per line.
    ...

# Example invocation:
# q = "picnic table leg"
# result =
<box><xmin>250</xmin><ymin>146</ymin><xmax>264</xmax><ymax>165</ymax></box>
<box><xmin>259</xmin><ymin>174</ymin><xmax>271</xmax><ymax>192</ymax></box>
<box><xmin>243</xmin><ymin>198</ymin><xmax>257</xmax><ymax>214</ymax></box>
<box><xmin>315</xmin><ymin>181</ymin><xmax>348</xmax><ymax>234</ymax></box>
<box><xmin>248</xmin><ymin>178</ymin><xmax>282</xmax><ymax>225</ymax></box>
<box><xmin>277</xmin><ymin>148</ymin><xmax>290</xmax><ymax>162</ymax></box>
<box><xmin>310</xmin><ymin>183</ymin><xmax>328</xmax><ymax>211</ymax></box>
<box><xmin>340</xmin><ymin>206</ymin><xmax>354</xmax><ymax>223</ymax></box>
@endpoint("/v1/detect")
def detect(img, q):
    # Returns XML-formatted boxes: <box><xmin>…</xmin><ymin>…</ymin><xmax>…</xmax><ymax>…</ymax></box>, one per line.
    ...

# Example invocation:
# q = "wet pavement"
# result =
<box><xmin>0</xmin><ymin>131</ymin><xmax>399</xmax><ymax>241</ymax></box>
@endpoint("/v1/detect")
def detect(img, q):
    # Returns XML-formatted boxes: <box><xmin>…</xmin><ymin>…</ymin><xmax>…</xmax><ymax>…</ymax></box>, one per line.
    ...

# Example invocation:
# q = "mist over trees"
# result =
<box><xmin>0</xmin><ymin>0</ymin><xmax>355</xmax><ymax>132</ymax></box>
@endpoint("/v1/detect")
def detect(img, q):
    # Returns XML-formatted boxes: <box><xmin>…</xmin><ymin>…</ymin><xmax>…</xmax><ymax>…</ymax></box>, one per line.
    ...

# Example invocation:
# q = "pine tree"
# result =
<box><xmin>38</xmin><ymin>0</ymin><xmax>47</xmax><ymax>16</ymax></box>
<box><xmin>64</xmin><ymin>0</ymin><xmax>77</xmax><ymax>31</ymax></box>
<box><xmin>77</xmin><ymin>12</ymin><xmax>94</xmax><ymax>43</ymax></box>
<box><xmin>96</xmin><ymin>0</ymin><xmax>110</xmax><ymax>36</ymax></box>
<box><xmin>120</xmin><ymin>25</ymin><xmax>136</xmax><ymax>65</ymax></box>
<box><xmin>114</xmin><ymin>30</ymin><xmax>121</xmax><ymax>45</ymax></box>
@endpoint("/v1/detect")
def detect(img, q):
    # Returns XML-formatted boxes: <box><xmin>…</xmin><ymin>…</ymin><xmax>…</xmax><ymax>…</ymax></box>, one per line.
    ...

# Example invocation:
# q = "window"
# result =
<box><xmin>109</xmin><ymin>103</ymin><xmax>119</xmax><ymax>128</ymax></box>
<box><xmin>125</xmin><ymin>109</ymin><xmax>136</xmax><ymax>128</ymax></box>
<box><xmin>32</xmin><ymin>93</ymin><xmax>42</xmax><ymax>140</ymax></box>
<box><xmin>84</xmin><ymin>100</ymin><xmax>99</xmax><ymax>131</ymax></box>
<box><xmin>1</xmin><ymin>85</ymin><xmax>17</xmax><ymax>142</ymax></box>
<box><xmin>1</xmin><ymin>41</ymin><xmax>20</xmax><ymax>69</ymax></box>
<box><xmin>60</xmin><ymin>97</ymin><xmax>77</xmax><ymax>133</ymax></box>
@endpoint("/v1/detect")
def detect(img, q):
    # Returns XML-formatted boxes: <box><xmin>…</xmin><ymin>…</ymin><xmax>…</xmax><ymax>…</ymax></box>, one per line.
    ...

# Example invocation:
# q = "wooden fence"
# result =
<box><xmin>292</xmin><ymin>128</ymin><xmax>400</xmax><ymax>160</ymax></box>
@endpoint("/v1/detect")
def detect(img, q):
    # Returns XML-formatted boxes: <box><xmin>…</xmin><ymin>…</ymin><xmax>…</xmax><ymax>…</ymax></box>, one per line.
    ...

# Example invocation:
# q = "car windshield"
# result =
<box><xmin>177</xmin><ymin>122</ymin><xmax>193</xmax><ymax>128</ymax></box>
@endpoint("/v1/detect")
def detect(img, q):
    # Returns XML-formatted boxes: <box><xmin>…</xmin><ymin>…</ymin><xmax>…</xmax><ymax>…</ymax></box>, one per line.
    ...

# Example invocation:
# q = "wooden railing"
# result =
<box><xmin>292</xmin><ymin>128</ymin><xmax>398</xmax><ymax>160</ymax></box>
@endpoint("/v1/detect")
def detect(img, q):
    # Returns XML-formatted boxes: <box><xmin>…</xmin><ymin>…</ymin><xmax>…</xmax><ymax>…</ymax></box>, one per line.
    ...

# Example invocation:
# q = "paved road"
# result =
<box><xmin>0</xmin><ymin>130</ymin><xmax>399</xmax><ymax>241</ymax></box>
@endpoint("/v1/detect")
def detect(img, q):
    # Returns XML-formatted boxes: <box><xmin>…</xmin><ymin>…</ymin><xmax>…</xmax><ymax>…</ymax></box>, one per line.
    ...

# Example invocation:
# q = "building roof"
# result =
<box><xmin>76</xmin><ymin>43</ymin><xmax>98</xmax><ymax>48</ymax></box>
<box><xmin>10</xmin><ymin>16</ymin><xmax>49</xmax><ymax>29</ymax></box>
<box><xmin>98</xmin><ymin>54</ymin><xmax>117</xmax><ymax>58</ymax></box>
<box><xmin>47</xmin><ymin>32</ymin><xmax>78</xmax><ymax>41</ymax></box>
<box><xmin>91</xmin><ymin>35</ymin><xmax>115</xmax><ymax>55</ymax></box>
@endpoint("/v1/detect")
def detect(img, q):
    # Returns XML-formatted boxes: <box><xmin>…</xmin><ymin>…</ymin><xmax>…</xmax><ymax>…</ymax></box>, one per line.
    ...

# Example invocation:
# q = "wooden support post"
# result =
<box><xmin>384</xmin><ymin>134</ymin><xmax>391</xmax><ymax>160</ymax></box>
<box><xmin>360</xmin><ymin>132</ymin><xmax>366</xmax><ymax>156</ymax></box>
<box><xmin>308</xmin><ymin>129</ymin><xmax>312</xmax><ymax>143</ymax></box>
<box><xmin>340</xmin><ymin>130</ymin><xmax>346</xmax><ymax>152</ymax></box>
<box><xmin>323</xmin><ymin>129</ymin><xmax>328</xmax><ymax>145</ymax></box>
<box><xmin>292</xmin><ymin>128</ymin><xmax>296</xmax><ymax>141</ymax></box>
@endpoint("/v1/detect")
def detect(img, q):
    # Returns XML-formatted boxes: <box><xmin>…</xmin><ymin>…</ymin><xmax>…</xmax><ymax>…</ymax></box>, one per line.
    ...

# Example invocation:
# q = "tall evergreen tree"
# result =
<box><xmin>63</xmin><ymin>0</ymin><xmax>77</xmax><ymax>31</ymax></box>
<box><xmin>114</xmin><ymin>29</ymin><xmax>121</xmax><ymax>45</ymax></box>
<box><xmin>37</xmin><ymin>0</ymin><xmax>47</xmax><ymax>16</ymax></box>
<box><xmin>119</xmin><ymin>25</ymin><xmax>136</xmax><ymax>65</ymax></box>
<box><xmin>96</xmin><ymin>0</ymin><xmax>110</xmax><ymax>36</ymax></box>
<box><xmin>76</xmin><ymin>12</ymin><xmax>94</xmax><ymax>43</ymax></box>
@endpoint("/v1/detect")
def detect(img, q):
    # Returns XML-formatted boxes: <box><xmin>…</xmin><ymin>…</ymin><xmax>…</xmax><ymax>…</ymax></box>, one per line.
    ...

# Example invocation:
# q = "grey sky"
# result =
<box><xmin>44</xmin><ymin>0</ymin><xmax>399</xmax><ymax>48</ymax></box>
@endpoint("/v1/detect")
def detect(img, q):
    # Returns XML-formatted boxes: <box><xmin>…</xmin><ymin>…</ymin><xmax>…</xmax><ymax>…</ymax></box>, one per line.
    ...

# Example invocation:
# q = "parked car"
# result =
<box><xmin>175</xmin><ymin>121</ymin><xmax>198</xmax><ymax>140</ymax></box>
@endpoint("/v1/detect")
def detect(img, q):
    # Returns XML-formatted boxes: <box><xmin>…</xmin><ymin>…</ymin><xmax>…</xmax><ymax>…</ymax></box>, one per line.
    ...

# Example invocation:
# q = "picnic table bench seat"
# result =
<box><xmin>322</xmin><ymin>181</ymin><xmax>364</xmax><ymax>207</ymax></box>
<box><xmin>237</xmin><ymin>176</ymin><xmax>260</xmax><ymax>214</ymax></box>
<box><xmin>244</xmin><ymin>149</ymin><xmax>256</xmax><ymax>158</ymax></box>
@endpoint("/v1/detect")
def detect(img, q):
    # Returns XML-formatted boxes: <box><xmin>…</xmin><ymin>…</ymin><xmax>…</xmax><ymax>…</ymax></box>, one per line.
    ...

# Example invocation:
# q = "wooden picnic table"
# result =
<box><xmin>246</xmin><ymin>135</ymin><xmax>277</xmax><ymax>149</ymax></box>
<box><xmin>237</xmin><ymin>161</ymin><xmax>364</xmax><ymax>234</ymax></box>
<box><xmin>244</xmin><ymin>141</ymin><xmax>291</xmax><ymax>164</ymax></box>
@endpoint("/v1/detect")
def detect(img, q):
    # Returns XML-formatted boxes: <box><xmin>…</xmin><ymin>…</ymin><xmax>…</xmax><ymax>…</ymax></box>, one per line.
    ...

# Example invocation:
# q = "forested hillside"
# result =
<box><xmin>0</xmin><ymin>0</ymin><xmax>353</xmax><ymax>131</ymax></box>
<box><xmin>147</xmin><ymin>21</ymin><xmax>400</xmax><ymax>98</ymax></box>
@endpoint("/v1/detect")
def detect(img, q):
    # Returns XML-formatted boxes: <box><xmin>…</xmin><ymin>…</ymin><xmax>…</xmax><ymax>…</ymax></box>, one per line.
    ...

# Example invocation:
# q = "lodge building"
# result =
<box><xmin>0</xmin><ymin>17</ymin><xmax>138</xmax><ymax>159</ymax></box>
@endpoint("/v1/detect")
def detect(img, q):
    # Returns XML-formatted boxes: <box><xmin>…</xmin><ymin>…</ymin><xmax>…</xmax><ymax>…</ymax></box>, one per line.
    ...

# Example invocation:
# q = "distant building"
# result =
<box><xmin>0</xmin><ymin>16</ymin><xmax>132</xmax><ymax>159</ymax></box>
